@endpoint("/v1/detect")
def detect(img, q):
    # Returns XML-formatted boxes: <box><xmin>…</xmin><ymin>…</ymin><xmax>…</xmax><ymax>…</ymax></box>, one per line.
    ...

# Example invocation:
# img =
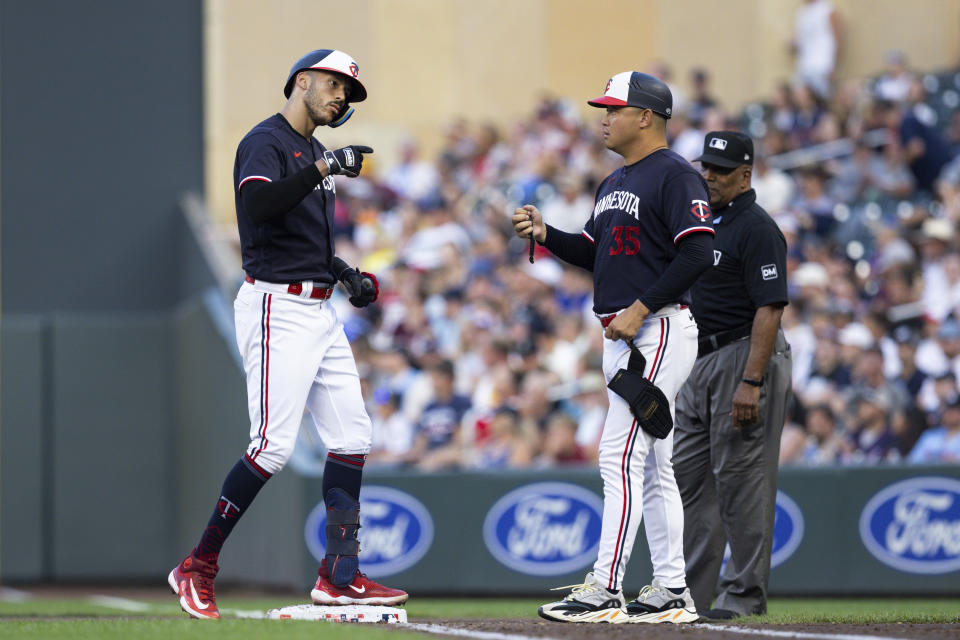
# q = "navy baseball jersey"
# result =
<box><xmin>691</xmin><ymin>189</ymin><xmax>788</xmax><ymax>335</ymax></box>
<box><xmin>583</xmin><ymin>149</ymin><xmax>714</xmax><ymax>314</ymax></box>
<box><xmin>234</xmin><ymin>114</ymin><xmax>338</xmax><ymax>283</ymax></box>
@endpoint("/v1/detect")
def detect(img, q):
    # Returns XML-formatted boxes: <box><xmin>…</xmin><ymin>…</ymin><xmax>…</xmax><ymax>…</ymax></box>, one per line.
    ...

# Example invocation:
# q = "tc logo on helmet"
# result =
<box><xmin>349</xmin><ymin>62</ymin><xmax>359</xmax><ymax>78</ymax></box>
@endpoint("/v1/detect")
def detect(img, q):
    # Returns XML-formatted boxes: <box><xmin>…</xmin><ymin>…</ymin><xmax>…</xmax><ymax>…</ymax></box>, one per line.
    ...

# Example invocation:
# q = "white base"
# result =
<box><xmin>265</xmin><ymin>604</ymin><xmax>407</xmax><ymax>623</ymax></box>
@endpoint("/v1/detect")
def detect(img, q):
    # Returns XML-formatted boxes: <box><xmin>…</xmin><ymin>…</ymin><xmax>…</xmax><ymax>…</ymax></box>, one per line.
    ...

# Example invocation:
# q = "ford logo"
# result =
<box><xmin>482</xmin><ymin>482</ymin><xmax>603</xmax><ymax>576</ymax></box>
<box><xmin>771</xmin><ymin>490</ymin><xmax>805</xmax><ymax>568</ymax></box>
<box><xmin>859</xmin><ymin>476</ymin><xmax>960</xmax><ymax>574</ymax></box>
<box><xmin>304</xmin><ymin>485</ymin><xmax>434</xmax><ymax>577</ymax></box>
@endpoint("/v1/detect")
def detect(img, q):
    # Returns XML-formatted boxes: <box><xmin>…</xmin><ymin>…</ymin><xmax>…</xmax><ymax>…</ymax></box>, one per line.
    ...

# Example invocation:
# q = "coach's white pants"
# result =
<box><xmin>593</xmin><ymin>305</ymin><xmax>698</xmax><ymax>593</ymax></box>
<box><xmin>234</xmin><ymin>281</ymin><xmax>372</xmax><ymax>476</ymax></box>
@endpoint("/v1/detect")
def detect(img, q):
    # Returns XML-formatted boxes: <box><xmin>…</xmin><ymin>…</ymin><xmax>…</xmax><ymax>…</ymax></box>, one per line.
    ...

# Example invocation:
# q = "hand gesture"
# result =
<box><xmin>322</xmin><ymin>145</ymin><xmax>374</xmax><ymax>178</ymax></box>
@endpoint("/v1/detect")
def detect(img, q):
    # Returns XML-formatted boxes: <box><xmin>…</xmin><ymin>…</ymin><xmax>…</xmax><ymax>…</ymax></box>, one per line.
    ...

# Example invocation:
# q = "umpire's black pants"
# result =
<box><xmin>673</xmin><ymin>330</ymin><xmax>792</xmax><ymax>616</ymax></box>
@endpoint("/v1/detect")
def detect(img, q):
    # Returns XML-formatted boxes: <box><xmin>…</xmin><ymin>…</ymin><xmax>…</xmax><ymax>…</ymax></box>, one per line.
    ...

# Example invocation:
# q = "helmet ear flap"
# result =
<box><xmin>328</xmin><ymin>105</ymin><xmax>354</xmax><ymax>128</ymax></box>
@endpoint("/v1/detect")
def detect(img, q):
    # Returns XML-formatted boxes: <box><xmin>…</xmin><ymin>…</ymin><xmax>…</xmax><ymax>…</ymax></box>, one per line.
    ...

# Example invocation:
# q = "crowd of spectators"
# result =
<box><xmin>283</xmin><ymin>48</ymin><xmax>960</xmax><ymax>472</ymax></box>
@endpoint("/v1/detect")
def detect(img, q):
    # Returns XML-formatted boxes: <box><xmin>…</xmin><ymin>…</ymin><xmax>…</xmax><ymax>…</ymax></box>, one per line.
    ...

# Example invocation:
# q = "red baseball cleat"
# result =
<box><xmin>168</xmin><ymin>553</ymin><xmax>220</xmax><ymax>620</ymax></box>
<box><xmin>310</xmin><ymin>558</ymin><xmax>408</xmax><ymax>606</ymax></box>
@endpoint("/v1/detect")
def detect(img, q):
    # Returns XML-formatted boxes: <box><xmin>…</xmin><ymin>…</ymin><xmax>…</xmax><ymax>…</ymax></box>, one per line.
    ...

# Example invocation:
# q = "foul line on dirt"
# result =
<box><xmin>407</xmin><ymin>623</ymin><xmax>563</xmax><ymax>640</ymax></box>
<box><xmin>721</xmin><ymin>625</ymin><xmax>910</xmax><ymax>640</ymax></box>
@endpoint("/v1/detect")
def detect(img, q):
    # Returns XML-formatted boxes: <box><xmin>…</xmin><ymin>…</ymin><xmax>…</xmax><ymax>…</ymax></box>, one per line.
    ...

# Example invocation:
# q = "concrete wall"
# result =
<box><xmin>0</xmin><ymin>0</ymin><xmax>204</xmax><ymax>313</ymax></box>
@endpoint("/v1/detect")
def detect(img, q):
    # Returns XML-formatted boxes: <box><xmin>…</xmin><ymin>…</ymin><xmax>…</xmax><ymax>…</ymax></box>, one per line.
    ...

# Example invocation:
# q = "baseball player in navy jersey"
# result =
<box><xmin>168</xmin><ymin>49</ymin><xmax>406</xmax><ymax>619</ymax></box>
<box><xmin>514</xmin><ymin>71</ymin><xmax>714</xmax><ymax>624</ymax></box>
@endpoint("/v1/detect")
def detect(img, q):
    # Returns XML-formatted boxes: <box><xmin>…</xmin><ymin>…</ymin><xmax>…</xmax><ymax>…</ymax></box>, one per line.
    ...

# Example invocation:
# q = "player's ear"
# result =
<box><xmin>741</xmin><ymin>166</ymin><xmax>753</xmax><ymax>186</ymax></box>
<box><xmin>295</xmin><ymin>70</ymin><xmax>310</xmax><ymax>94</ymax></box>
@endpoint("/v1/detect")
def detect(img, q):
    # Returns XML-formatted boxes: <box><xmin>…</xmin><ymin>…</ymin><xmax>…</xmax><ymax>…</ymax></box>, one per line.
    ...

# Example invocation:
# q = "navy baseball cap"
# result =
<box><xmin>587</xmin><ymin>71</ymin><xmax>673</xmax><ymax>119</ymax></box>
<box><xmin>695</xmin><ymin>131</ymin><xmax>754</xmax><ymax>168</ymax></box>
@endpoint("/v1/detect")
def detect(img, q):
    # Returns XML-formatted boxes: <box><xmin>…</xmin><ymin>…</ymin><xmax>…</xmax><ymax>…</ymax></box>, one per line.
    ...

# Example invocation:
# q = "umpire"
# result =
<box><xmin>673</xmin><ymin>131</ymin><xmax>792</xmax><ymax>619</ymax></box>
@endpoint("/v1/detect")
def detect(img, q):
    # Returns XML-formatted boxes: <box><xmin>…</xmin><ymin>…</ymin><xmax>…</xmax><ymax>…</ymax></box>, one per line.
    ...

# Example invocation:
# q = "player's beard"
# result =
<box><xmin>304</xmin><ymin>83</ymin><xmax>336</xmax><ymax>127</ymax></box>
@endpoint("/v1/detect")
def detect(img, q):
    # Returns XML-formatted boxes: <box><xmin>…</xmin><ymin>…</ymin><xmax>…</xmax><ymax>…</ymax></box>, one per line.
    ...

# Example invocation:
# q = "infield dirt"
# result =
<box><xmin>409</xmin><ymin>618</ymin><xmax>960</xmax><ymax>640</ymax></box>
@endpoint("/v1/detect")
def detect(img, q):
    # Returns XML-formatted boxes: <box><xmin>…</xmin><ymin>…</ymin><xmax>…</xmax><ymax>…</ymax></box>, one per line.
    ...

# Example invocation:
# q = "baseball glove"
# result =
<box><xmin>607</xmin><ymin>343</ymin><xmax>673</xmax><ymax>439</ymax></box>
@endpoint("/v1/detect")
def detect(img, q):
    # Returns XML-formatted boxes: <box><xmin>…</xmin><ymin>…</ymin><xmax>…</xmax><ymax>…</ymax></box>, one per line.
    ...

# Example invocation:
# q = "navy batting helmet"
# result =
<box><xmin>284</xmin><ymin>49</ymin><xmax>367</xmax><ymax>127</ymax></box>
<box><xmin>588</xmin><ymin>71</ymin><xmax>672</xmax><ymax>119</ymax></box>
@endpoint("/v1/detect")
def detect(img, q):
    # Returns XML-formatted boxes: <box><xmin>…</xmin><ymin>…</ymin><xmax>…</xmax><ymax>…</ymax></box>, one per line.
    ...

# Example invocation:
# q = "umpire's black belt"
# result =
<box><xmin>698</xmin><ymin>324</ymin><xmax>752</xmax><ymax>358</ymax></box>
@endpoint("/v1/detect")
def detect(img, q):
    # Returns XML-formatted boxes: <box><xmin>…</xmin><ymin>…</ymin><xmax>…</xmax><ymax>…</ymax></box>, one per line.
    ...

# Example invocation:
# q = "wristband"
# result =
<box><xmin>741</xmin><ymin>377</ymin><xmax>763</xmax><ymax>387</ymax></box>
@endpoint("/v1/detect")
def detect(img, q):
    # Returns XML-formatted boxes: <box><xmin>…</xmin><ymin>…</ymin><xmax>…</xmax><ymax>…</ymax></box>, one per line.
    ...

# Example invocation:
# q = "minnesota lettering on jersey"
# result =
<box><xmin>594</xmin><ymin>190</ymin><xmax>640</xmax><ymax>219</ymax></box>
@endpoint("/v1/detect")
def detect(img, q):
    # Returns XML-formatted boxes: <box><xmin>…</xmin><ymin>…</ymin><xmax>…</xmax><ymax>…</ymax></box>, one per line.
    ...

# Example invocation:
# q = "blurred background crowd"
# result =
<box><xmin>282</xmin><ymin>30</ymin><xmax>960</xmax><ymax>472</ymax></box>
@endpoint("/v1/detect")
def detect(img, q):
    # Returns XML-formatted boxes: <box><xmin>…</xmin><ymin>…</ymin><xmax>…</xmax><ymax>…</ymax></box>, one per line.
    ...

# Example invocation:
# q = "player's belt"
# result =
<box><xmin>698</xmin><ymin>324</ymin><xmax>752</xmax><ymax>358</ymax></box>
<box><xmin>244</xmin><ymin>275</ymin><xmax>334</xmax><ymax>300</ymax></box>
<box><xmin>596</xmin><ymin>304</ymin><xmax>689</xmax><ymax>328</ymax></box>
<box><xmin>598</xmin><ymin>313</ymin><xmax>617</xmax><ymax>328</ymax></box>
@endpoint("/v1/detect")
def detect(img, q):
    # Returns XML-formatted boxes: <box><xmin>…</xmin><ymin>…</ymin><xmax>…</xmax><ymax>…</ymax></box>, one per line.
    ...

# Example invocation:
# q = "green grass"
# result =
<box><xmin>0</xmin><ymin>594</ymin><xmax>958</xmax><ymax>638</ymax></box>
<box><xmin>755</xmin><ymin>598</ymin><xmax>960</xmax><ymax>624</ymax></box>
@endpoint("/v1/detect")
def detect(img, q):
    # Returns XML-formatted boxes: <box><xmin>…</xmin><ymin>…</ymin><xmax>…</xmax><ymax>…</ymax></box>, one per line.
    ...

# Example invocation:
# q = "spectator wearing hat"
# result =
<box><xmin>845</xmin><ymin>390</ymin><xmax>902</xmax><ymax>463</ymax></box>
<box><xmin>674</xmin><ymin>131</ymin><xmax>792</xmax><ymax>620</ymax></box>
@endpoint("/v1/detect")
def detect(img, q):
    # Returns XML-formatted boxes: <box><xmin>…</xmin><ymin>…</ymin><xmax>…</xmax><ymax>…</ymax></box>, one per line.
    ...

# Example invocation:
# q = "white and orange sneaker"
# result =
<box><xmin>310</xmin><ymin>558</ymin><xmax>408</xmax><ymax>606</ymax></box>
<box><xmin>625</xmin><ymin>579</ymin><xmax>698</xmax><ymax>624</ymax></box>
<box><xmin>168</xmin><ymin>553</ymin><xmax>220</xmax><ymax>620</ymax></box>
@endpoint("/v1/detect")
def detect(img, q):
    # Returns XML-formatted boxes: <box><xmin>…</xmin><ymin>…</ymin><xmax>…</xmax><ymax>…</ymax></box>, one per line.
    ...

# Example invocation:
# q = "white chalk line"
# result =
<box><xmin>0</xmin><ymin>587</ymin><xmax>31</xmax><ymax>603</ymax></box>
<box><xmin>87</xmin><ymin>595</ymin><xmax>151</xmax><ymax>612</ymax></box>
<box><xmin>406</xmin><ymin>623</ymin><xmax>563</xmax><ymax>640</ymax></box>
<box><xmin>407</xmin><ymin>621</ymin><xmax>915</xmax><ymax>640</ymax></box>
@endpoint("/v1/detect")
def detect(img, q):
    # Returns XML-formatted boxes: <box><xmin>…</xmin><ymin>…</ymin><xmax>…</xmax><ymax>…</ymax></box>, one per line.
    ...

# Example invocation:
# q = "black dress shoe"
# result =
<box><xmin>699</xmin><ymin>608</ymin><xmax>740</xmax><ymax>621</ymax></box>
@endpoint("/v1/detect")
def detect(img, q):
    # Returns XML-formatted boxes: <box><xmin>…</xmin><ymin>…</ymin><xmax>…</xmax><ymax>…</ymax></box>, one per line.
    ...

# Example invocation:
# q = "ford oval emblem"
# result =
<box><xmin>859</xmin><ymin>476</ymin><xmax>960</xmax><ymax>574</ymax></box>
<box><xmin>771</xmin><ymin>490</ymin><xmax>805</xmax><ymax>568</ymax></box>
<box><xmin>304</xmin><ymin>485</ymin><xmax>434</xmax><ymax>577</ymax></box>
<box><xmin>483</xmin><ymin>482</ymin><xmax>604</xmax><ymax>576</ymax></box>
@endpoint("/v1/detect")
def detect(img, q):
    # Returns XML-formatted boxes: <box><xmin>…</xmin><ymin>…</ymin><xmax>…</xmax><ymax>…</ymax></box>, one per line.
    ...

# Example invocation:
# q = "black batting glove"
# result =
<box><xmin>339</xmin><ymin>268</ymin><xmax>379</xmax><ymax>308</ymax></box>
<box><xmin>322</xmin><ymin>145</ymin><xmax>374</xmax><ymax>178</ymax></box>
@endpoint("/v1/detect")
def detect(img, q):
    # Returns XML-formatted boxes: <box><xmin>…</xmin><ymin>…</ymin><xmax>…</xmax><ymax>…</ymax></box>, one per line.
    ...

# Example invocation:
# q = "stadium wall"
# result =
<box><xmin>204</xmin><ymin>0</ymin><xmax>960</xmax><ymax>223</ymax></box>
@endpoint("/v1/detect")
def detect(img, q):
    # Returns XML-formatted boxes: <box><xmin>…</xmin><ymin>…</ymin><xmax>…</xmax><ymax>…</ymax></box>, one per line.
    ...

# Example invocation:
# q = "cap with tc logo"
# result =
<box><xmin>694</xmin><ymin>130</ymin><xmax>754</xmax><ymax>169</ymax></box>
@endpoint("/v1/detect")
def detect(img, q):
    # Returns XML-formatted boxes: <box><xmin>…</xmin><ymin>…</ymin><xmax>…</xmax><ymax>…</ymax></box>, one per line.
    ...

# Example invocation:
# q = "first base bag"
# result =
<box><xmin>607</xmin><ymin>342</ymin><xmax>673</xmax><ymax>439</ymax></box>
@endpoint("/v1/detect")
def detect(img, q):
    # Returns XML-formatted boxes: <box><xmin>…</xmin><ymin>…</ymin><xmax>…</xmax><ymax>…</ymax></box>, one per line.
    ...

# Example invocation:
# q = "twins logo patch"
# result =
<box><xmin>859</xmin><ymin>476</ymin><xmax>960</xmax><ymax>574</ymax></box>
<box><xmin>483</xmin><ymin>482</ymin><xmax>603</xmax><ymax>576</ymax></box>
<box><xmin>304</xmin><ymin>485</ymin><xmax>434</xmax><ymax>577</ymax></box>
<box><xmin>761</xmin><ymin>264</ymin><xmax>778</xmax><ymax>280</ymax></box>
<box><xmin>349</xmin><ymin>62</ymin><xmax>359</xmax><ymax>78</ymax></box>
<box><xmin>690</xmin><ymin>199</ymin><xmax>711</xmax><ymax>221</ymax></box>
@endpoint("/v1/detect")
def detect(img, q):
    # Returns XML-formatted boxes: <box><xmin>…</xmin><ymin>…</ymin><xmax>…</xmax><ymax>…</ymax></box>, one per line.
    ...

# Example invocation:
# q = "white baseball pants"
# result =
<box><xmin>593</xmin><ymin>304</ymin><xmax>699</xmax><ymax>592</ymax></box>
<box><xmin>234</xmin><ymin>280</ymin><xmax>372</xmax><ymax>477</ymax></box>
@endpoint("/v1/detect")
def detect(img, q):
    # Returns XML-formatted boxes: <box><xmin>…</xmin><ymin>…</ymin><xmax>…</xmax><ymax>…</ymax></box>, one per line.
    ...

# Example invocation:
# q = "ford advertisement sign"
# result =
<box><xmin>483</xmin><ymin>482</ymin><xmax>604</xmax><ymax>576</ymax></box>
<box><xmin>304</xmin><ymin>485</ymin><xmax>434</xmax><ymax>577</ymax></box>
<box><xmin>859</xmin><ymin>476</ymin><xmax>960</xmax><ymax>575</ymax></box>
<box><xmin>771</xmin><ymin>490</ymin><xmax>805</xmax><ymax>568</ymax></box>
